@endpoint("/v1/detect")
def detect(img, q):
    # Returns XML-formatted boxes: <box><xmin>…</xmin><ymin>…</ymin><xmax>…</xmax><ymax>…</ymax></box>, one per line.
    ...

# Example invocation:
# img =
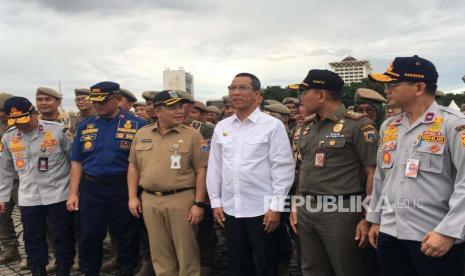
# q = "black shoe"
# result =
<box><xmin>30</xmin><ymin>266</ymin><xmax>47</xmax><ymax>276</ymax></box>
<box><xmin>56</xmin><ymin>266</ymin><xmax>71</xmax><ymax>276</ymax></box>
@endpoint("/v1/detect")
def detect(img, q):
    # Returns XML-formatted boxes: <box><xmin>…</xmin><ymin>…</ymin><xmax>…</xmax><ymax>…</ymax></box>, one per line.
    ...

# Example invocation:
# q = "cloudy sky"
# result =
<box><xmin>1</xmin><ymin>0</ymin><xmax>465</xmax><ymax>111</ymax></box>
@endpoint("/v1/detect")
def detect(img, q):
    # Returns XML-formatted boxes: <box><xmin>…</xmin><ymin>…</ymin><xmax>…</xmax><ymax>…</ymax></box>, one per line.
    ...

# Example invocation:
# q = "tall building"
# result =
<box><xmin>163</xmin><ymin>67</ymin><xmax>194</xmax><ymax>96</ymax></box>
<box><xmin>329</xmin><ymin>56</ymin><xmax>372</xmax><ymax>85</ymax></box>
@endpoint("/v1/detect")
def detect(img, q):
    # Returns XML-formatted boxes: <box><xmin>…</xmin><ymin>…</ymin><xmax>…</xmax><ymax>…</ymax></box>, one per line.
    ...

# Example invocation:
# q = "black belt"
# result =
<box><xmin>300</xmin><ymin>192</ymin><xmax>364</xmax><ymax>200</ymax></box>
<box><xmin>83</xmin><ymin>174</ymin><xmax>127</xmax><ymax>184</ymax></box>
<box><xmin>143</xmin><ymin>187</ymin><xmax>193</xmax><ymax>196</ymax></box>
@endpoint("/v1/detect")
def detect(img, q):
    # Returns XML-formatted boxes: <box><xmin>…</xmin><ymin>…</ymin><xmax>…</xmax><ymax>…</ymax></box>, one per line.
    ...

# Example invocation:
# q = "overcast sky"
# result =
<box><xmin>1</xmin><ymin>0</ymin><xmax>465</xmax><ymax>111</ymax></box>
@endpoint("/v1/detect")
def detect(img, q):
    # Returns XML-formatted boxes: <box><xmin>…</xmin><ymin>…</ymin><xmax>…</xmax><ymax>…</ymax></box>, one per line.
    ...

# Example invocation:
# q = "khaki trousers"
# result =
<box><xmin>142</xmin><ymin>189</ymin><xmax>200</xmax><ymax>276</ymax></box>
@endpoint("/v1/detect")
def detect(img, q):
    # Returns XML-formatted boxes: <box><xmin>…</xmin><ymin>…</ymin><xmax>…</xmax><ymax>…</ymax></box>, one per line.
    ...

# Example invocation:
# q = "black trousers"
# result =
<box><xmin>224</xmin><ymin>213</ymin><xmax>279</xmax><ymax>276</ymax></box>
<box><xmin>78</xmin><ymin>176</ymin><xmax>139</xmax><ymax>273</ymax></box>
<box><xmin>377</xmin><ymin>232</ymin><xmax>465</xmax><ymax>276</ymax></box>
<box><xmin>21</xmin><ymin>201</ymin><xmax>75</xmax><ymax>268</ymax></box>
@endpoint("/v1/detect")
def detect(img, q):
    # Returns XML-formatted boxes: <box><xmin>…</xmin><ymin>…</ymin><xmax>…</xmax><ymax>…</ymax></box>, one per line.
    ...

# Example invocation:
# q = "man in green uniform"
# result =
<box><xmin>71</xmin><ymin>88</ymin><xmax>96</xmax><ymax>136</ymax></box>
<box><xmin>0</xmin><ymin>92</ymin><xmax>20</xmax><ymax>265</ymax></box>
<box><xmin>289</xmin><ymin>69</ymin><xmax>378</xmax><ymax>276</ymax></box>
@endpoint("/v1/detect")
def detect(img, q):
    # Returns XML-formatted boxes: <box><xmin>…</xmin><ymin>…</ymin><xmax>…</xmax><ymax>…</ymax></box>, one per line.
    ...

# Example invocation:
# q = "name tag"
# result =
<box><xmin>405</xmin><ymin>159</ymin><xmax>419</xmax><ymax>178</ymax></box>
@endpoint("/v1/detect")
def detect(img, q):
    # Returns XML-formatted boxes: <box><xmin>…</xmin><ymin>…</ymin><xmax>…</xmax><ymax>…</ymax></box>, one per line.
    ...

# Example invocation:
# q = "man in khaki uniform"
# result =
<box><xmin>128</xmin><ymin>90</ymin><xmax>208</xmax><ymax>276</ymax></box>
<box><xmin>70</xmin><ymin>88</ymin><xmax>96</xmax><ymax>136</ymax></box>
<box><xmin>206</xmin><ymin>105</ymin><xmax>221</xmax><ymax>125</ymax></box>
<box><xmin>119</xmin><ymin>88</ymin><xmax>138</xmax><ymax>113</ymax></box>
<box><xmin>142</xmin><ymin>91</ymin><xmax>159</xmax><ymax>123</ymax></box>
<box><xmin>0</xmin><ymin>92</ymin><xmax>20</xmax><ymax>265</ymax></box>
<box><xmin>36</xmin><ymin>87</ymin><xmax>71</xmax><ymax>130</ymax></box>
<box><xmin>289</xmin><ymin>69</ymin><xmax>378</xmax><ymax>276</ymax></box>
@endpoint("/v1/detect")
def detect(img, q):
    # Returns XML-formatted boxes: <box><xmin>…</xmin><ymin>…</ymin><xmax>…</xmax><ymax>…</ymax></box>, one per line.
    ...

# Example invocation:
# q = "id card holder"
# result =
<box><xmin>314</xmin><ymin>151</ymin><xmax>326</xmax><ymax>168</ymax></box>
<box><xmin>38</xmin><ymin>157</ymin><xmax>49</xmax><ymax>172</ymax></box>
<box><xmin>170</xmin><ymin>152</ymin><xmax>181</xmax><ymax>170</ymax></box>
<box><xmin>405</xmin><ymin>158</ymin><xmax>419</xmax><ymax>178</ymax></box>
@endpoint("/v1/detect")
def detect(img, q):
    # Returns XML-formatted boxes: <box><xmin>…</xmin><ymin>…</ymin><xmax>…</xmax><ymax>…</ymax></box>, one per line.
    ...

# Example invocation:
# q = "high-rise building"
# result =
<box><xmin>163</xmin><ymin>67</ymin><xmax>194</xmax><ymax>96</ymax></box>
<box><xmin>329</xmin><ymin>56</ymin><xmax>372</xmax><ymax>85</ymax></box>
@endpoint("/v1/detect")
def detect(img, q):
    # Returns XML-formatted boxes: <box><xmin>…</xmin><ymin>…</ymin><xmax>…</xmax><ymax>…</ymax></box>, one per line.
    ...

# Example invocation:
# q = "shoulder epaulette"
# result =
<box><xmin>440</xmin><ymin>106</ymin><xmax>465</xmax><ymax>118</ymax></box>
<box><xmin>41</xmin><ymin>120</ymin><xmax>63</xmax><ymax>126</ymax></box>
<box><xmin>344</xmin><ymin>110</ymin><xmax>366</xmax><ymax>120</ymax></box>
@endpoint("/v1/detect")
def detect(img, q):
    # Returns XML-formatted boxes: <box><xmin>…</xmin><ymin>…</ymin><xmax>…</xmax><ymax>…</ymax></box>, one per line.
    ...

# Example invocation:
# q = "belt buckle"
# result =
<box><xmin>155</xmin><ymin>192</ymin><xmax>163</xmax><ymax>196</ymax></box>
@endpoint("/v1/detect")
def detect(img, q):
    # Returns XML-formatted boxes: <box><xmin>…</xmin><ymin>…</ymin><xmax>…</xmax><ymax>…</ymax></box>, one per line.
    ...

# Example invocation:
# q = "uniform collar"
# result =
<box><xmin>231</xmin><ymin>107</ymin><xmax>262</xmax><ymax>124</ymax></box>
<box><xmin>96</xmin><ymin>109</ymin><xmax>125</xmax><ymax>122</ymax></box>
<box><xmin>397</xmin><ymin>101</ymin><xmax>441</xmax><ymax>130</ymax></box>
<box><xmin>152</xmin><ymin>122</ymin><xmax>183</xmax><ymax>134</ymax></box>
<box><xmin>316</xmin><ymin>105</ymin><xmax>346</xmax><ymax>123</ymax></box>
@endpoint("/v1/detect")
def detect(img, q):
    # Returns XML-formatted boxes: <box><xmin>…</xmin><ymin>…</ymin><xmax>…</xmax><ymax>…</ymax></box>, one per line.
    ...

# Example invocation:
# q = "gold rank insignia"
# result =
<box><xmin>333</xmin><ymin>124</ymin><xmax>344</xmax><ymax>133</ymax></box>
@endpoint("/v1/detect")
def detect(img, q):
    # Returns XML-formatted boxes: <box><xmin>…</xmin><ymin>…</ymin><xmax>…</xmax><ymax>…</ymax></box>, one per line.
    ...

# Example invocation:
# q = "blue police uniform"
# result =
<box><xmin>71</xmin><ymin>82</ymin><xmax>146</xmax><ymax>275</ymax></box>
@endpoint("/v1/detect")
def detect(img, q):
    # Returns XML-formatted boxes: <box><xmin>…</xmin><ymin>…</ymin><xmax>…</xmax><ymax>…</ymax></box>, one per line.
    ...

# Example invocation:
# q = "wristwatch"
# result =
<box><xmin>192</xmin><ymin>201</ymin><xmax>206</xmax><ymax>208</ymax></box>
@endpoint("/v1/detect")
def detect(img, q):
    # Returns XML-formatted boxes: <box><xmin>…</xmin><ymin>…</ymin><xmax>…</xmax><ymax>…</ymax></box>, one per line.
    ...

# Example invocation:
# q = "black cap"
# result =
<box><xmin>153</xmin><ymin>90</ymin><xmax>188</xmax><ymax>107</ymax></box>
<box><xmin>4</xmin><ymin>97</ymin><xmax>34</xmax><ymax>126</ymax></box>
<box><xmin>369</xmin><ymin>55</ymin><xmax>438</xmax><ymax>84</ymax></box>
<box><xmin>289</xmin><ymin>69</ymin><xmax>344</xmax><ymax>91</ymax></box>
<box><xmin>89</xmin><ymin>81</ymin><xmax>120</xmax><ymax>102</ymax></box>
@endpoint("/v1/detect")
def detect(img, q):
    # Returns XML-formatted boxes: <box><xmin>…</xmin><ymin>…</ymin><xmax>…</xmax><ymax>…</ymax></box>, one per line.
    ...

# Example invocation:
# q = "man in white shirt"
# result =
<box><xmin>207</xmin><ymin>72</ymin><xmax>295</xmax><ymax>275</ymax></box>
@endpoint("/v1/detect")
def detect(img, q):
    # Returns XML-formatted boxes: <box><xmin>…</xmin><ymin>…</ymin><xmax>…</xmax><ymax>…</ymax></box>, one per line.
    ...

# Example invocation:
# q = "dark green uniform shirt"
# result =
<box><xmin>298</xmin><ymin>105</ymin><xmax>378</xmax><ymax>195</ymax></box>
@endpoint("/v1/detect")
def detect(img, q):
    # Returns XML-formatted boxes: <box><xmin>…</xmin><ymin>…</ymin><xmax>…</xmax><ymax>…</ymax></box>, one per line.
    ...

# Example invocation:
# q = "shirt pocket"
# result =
<box><xmin>12</xmin><ymin>155</ymin><xmax>29</xmax><ymax>172</ymax></box>
<box><xmin>135</xmin><ymin>143</ymin><xmax>153</xmax><ymax>151</ymax></box>
<box><xmin>242</xmin><ymin>136</ymin><xmax>269</xmax><ymax>161</ymax></box>
<box><xmin>218</xmin><ymin>135</ymin><xmax>235</xmax><ymax>159</ymax></box>
<box><xmin>414</xmin><ymin>144</ymin><xmax>445</xmax><ymax>173</ymax></box>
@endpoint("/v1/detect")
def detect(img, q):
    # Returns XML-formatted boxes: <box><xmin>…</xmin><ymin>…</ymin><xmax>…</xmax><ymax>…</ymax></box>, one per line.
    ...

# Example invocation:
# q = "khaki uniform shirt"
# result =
<box><xmin>0</xmin><ymin>120</ymin><xmax>72</xmax><ymax>206</ymax></box>
<box><xmin>129</xmin><ymin>122</ymin><xmax>209</xmax><ymax>192</ymax></box>
<box><xmin>367</xmin><ymin>102</ymin><xmax>465</xmax><ymax>241</ymax></box>
<box><xmin>298</xmin><ymin>105</ymin><xmax>378</xmax><ymax>195</ymax></box>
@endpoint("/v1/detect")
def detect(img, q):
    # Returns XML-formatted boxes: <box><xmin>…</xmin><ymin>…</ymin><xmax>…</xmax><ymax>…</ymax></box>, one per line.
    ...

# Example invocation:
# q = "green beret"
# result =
<box><xmin>75</xmin><ymin>88</ymin><xmax>91</xmax><ymax>96</ymax></box>
<box><xmin>264</xmin><ymin>103</ymin><xmax>291</xmax><ymax>115</ymax></box>
<box><xmin>206</xmin><ymin>105</ymin><xmax>221</xmax><ymax>115</ymax></box>
<box><xmin>355</xmin><ymin>88</ymin><xmax>386</xmax><ymax>104</ymax></box>
<box><xmin>0</xmin><ymin>92</ymin><xmax>14</xmax><ymax>110</ymax></box>
<box><xmin>36</xmin><ymin>87</ymin><xmax>62</xmax><ymax>99</ymax></box>
<box><xmin>282</xmin><ymin>97</ymin><xmax>299</xmax><ymax>105</ymax></box>
<box><xmin>176</xmin><ymin>90</ymin><xmax>195</xmax><ymax>103</ymax></box>
<box><xmin>142</xmin><ymin>91</ymin><xmax>160</xmax><ymax>101</ymax></box>
<box><xmin>119</xmin><ymin>88</ymin><xmax>138</xmax><ymax>103</ymax></box>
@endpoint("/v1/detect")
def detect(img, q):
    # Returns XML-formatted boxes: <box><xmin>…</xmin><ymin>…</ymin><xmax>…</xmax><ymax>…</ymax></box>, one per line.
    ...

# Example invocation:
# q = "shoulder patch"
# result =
<box><xmin>344</xmin><ymin>110</ymin><xmax>366</xmax><ymax>120</ymax></box>
<box><xmin>455</xmin><ymin>125</ymin><xmax>465</xmax><ymax>133</ymax></box>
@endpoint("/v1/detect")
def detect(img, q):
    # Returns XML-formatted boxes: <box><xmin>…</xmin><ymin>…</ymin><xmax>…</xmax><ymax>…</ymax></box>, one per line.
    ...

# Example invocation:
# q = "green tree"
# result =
<box><xmin>263</xmin><ymin>85</ymin><xmax>298</xmax><ymax>102</ymax></box>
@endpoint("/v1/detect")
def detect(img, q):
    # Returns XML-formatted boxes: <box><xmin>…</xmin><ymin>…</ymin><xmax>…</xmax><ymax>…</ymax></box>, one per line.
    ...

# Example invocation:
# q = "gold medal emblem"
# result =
<box><xmin>333</xmin><ymin>124</ymin><xmax>343</xmax><ymax>133</ymax></box>
<box><xmin>84</xmin><ymin>141</ymin><xmax>92</xmax><ymax>150</ymax></box>
<box><xmin>329</xmin><ymin>140</ymin><xmax>336</xmax><ymax>146</ymax></box>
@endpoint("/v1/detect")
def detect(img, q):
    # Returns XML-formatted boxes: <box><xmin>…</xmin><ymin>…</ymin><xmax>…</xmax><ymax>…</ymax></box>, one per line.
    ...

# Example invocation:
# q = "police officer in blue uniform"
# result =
<box><xmin>66</xmin><ymin>81</ymin><xmax>146</xmax><ymax>276</ymax></box>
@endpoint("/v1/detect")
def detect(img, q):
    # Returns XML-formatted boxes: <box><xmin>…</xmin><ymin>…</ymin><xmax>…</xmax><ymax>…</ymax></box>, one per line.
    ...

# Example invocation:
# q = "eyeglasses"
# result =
<box><xmin>354</xmin><ymin>106</ymin><xmax>377</xmax><ymax>114</ymax></box>
<box><xmin>227</xmin><ymin>85</ymin><xmax>253</xmax><ymax>93</ymax></box>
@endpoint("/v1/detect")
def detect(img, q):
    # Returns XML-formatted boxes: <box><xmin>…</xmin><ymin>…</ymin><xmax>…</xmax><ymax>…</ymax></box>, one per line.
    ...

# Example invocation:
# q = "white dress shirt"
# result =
<box><xmin>207</xmin><ymin>107</ymin><xmax>295</xmax><ymax>218</ymax></box>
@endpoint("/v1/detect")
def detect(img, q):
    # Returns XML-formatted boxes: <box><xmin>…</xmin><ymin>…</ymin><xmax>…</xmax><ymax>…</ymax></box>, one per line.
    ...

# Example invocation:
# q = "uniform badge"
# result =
<box><xmin>424</xmin><ymin>112</ymin><xmax>435</xmax><ymax>122</ymax></box>
<box><xmin>455</xmin><ymin>125</ymin><xmax>465</xmax><ymax>133</ymax></box>
<box><xmin>329</xmin><ymin>140</ymin><xmax>336</xmax><ymax>146</ymax></box>
<box><xmin>170</xmin><ymin>153</ymin><xmax>181</xmax><ymax>169</ymax></box>
<box><xmin>362</xmin><ymin>126</ymin><xmax>378</xmax><ymax>142</ymax></box>
<box><xmin>172</xmin><ymin>144</ymin><xmax>180</xmax><ymax>150</ymax></box>
<box><xmin>120</xmin><ymin>140</ymin><xmax>131</xmax><ymax>150</ymax></box>
<box><xmin>314</xmin><ymin>151</ymin><xmax>326</xmax><ymax>168</ymax></box>
<box><xmin>83</xmin><ymin>141</ymin><xmax>93</xmax><ymax>152</ymax></box>
<box><xmin>222</xmin><ymin>132</ymin><xmax>228</xmax><ymax>137</ymax></box>
<box><xmin>15</xmin><ymin>159</ymin><xmax>26</xmax><ymax>169</ymax></box>
<box><xmin>201</xmin><ymin>143</ymin><xmax>209</xmax><ymax>152</ymax></box>
<box><xmin>333</xmin><ymin>124</ymin><xmax>344</xmax><ymax>133</ymax></box>
<box><xmin>383</xmin><ymin>152</ymin><xmax>391</xmax><ymax>164</ymax></box>
<box><xmin>461</xmin><ymin>133</ymin><xmax>465</xmax><ymax>147</ymax></box>
<box><xmin>0</xmin><ymin>142</ymin><xmax>3</xmax><ymax>153</ymax></box>
<box><xmin>430</xmin><ymin>144</ymin><xmax>440</xmax><ymax>153</ymax></box>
